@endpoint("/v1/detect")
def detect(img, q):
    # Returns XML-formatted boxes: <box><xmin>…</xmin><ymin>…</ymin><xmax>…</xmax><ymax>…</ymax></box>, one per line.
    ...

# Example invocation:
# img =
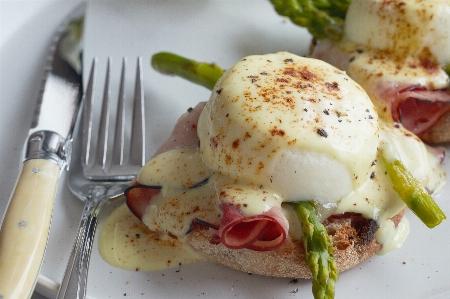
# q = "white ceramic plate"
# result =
<box><xmin>1</xmin><ymin>1</ymin><xmax>450</xmax><ymax>298</ymax></box>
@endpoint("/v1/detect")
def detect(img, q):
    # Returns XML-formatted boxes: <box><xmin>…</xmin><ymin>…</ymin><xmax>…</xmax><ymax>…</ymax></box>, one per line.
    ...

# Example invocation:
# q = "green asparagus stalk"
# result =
<box><xmin>292</xmin><ymin>201</ymin><xmax>338</xmax><ymax>299</ymax></box>
<box><xmin>382</xmin><ymin>156</ymin><xmax>446</xmax><ymax>228</ymax></box>
<box><xmin>151</xmin><ymin>52</ymin><xmax>225</xmax><ymax>90</ymax></box>
<box><xmin>270</xmin><ymin>0</ymin><xmax>351</xmax><ymax>41</ymax></box>
<box><xmin>445</xmin><ymin>64</ymin><xmax>450</xmax><ymax>78</ymax></box>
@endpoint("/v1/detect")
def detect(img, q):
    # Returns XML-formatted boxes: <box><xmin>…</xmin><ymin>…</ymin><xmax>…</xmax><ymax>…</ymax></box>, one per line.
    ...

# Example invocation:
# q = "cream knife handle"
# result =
<box><xmin>0</xmin><ymin>159</ymin><xmax>60</xmax><ymax>299</ymax></box>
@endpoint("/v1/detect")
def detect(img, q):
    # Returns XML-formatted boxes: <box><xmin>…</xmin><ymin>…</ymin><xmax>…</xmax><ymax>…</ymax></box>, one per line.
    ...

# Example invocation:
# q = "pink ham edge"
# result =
<box><xmin>392</xmin><ymin>86</ymin><xmax>450</xmax><ymax>136</ymax></box>
<box><xmin>152</xmin><ymin>101</ymin><xmax>206</xmax><ymax>156</ymax></box>
<box><xmin>125</xmin><ymin>184</ymin><xmax>161</xmax><ymax>220</ymax></box>
<box><xmin>217</xmin><ymin>203</ymin><xmax>289</xmax><ymax>251</ymax></box>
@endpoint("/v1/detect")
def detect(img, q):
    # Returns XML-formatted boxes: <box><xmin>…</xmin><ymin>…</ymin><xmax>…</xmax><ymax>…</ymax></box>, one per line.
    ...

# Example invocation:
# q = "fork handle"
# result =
<box><xmin>0</xmin><ymin>159</ymin><xmax>60</xmax><ymax>299</ymax></box>
<box><xmin>56</xmin><ymin>198</ymin><xmax>102</xmax><ymax>299</ymax></box>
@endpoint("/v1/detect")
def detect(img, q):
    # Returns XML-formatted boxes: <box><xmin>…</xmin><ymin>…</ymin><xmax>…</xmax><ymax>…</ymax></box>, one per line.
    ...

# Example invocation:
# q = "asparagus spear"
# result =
<box><xmin>292</xmin><ymin>201</ymin><xmax>338</xmax><ymax>299</ymax></box>
<box><xmin>151</xmin><ymin>52</ymin><xmax>225</xmax><ymax>90</ymax></box>
<box><xmin>269</xmin><ymin>0</ymin><xmax>350</xmax><ymax>41</ymax></box>
<box><xmin>382</xmin><ymin>156</ymin><xmax>446</xmax><ymax>228</ymax></box>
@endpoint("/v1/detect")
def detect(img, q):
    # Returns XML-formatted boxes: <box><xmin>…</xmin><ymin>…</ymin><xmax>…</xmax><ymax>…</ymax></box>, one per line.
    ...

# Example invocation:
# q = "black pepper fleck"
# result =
<box><xmin>317</xmin><ymin>128</ymin><xmax>328</xmax><ymax>138</ymax></box>
<box><xmin>325</xmin><ymin>82</ymin><xmax>339</xmax><ymax>90</ymax></box>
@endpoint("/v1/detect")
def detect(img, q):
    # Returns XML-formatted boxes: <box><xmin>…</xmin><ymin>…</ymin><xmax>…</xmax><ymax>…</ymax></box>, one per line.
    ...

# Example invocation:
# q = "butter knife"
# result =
<box><xmin>0</xmin><ymin>4</ymin><xmax>85</xmax><ymax>299</ymax></box>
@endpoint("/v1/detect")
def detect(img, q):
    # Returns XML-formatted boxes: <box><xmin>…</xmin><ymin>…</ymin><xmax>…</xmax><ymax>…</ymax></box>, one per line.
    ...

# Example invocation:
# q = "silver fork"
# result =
<box><xmin>57</xmin><ymin>57</ymin><xmax>145</xmax><ymax>299</ymax></box>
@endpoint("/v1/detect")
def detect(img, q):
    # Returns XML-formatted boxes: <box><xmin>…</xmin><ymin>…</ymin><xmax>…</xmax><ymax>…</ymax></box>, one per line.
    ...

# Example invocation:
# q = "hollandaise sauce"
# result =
<box><xmin>98</xmin><ymin>202</ymin><xmax>206</xmax><ymax>271</ymax></box>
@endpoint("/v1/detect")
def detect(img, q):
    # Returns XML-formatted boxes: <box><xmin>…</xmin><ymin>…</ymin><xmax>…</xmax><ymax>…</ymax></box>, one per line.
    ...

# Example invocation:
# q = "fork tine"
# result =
<box><xmin>130</xmin><ymin>57</ymin><xmax>146</xmax><ymax>166</ymax></box>
<box><xmin>95</xmin><ymin>57</ymin><xmax>112</xmax><ymax>170</ymax></box>
<box><xmin>82</xmin><ymin>58</ymin><xmax>97</xmax><ymax>166</ymax></box>
<box><xmin>112</xmin><ymin>57</ymin><xmax>126</xmax><ymax>166</ymax></box>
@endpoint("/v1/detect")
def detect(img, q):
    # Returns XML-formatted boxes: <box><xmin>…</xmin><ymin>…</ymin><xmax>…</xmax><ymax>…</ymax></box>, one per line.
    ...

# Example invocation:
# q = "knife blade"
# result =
<box><xmin>0</xmin><ymin>3</ymin><xmax>85</xmax><ymax>299</ymax></box>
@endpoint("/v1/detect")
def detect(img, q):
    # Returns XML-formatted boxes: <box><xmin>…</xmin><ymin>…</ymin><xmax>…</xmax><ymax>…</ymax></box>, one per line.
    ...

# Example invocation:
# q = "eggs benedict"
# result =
<box><xmin>123</xmin><ymin>53</ymin><xmax>445</xmax><ymax>282</ymax></box>
<box><xmin>307</xmin><ymin>0</ymin><xmax>450</xmax><ymax>143</ymax></box>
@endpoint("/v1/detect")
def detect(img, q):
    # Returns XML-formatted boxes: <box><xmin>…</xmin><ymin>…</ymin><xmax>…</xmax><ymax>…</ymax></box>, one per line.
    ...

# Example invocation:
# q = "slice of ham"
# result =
<box><xmin>125</xmin><ymin>183</ymin><xmax>161</xmax><ymax>219</ymax></box>
<box><xmin>392</xmin><ymin>86</ymin><xmax>450</xmax><ymax>136</ymax></box>
<box><xmin>217</xmin><ymin>203</ymin><xmax>289</xmax><ymax>251</ymax></box>
<box><xmin>153</xmin><ymin>102</ymin><xmax>206</xmax><ymax>156</ymax></box>
<box><xmin>309</xmin><ymin>39</ymin><xmax>352</xmax><ymax>73</ymax></box>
